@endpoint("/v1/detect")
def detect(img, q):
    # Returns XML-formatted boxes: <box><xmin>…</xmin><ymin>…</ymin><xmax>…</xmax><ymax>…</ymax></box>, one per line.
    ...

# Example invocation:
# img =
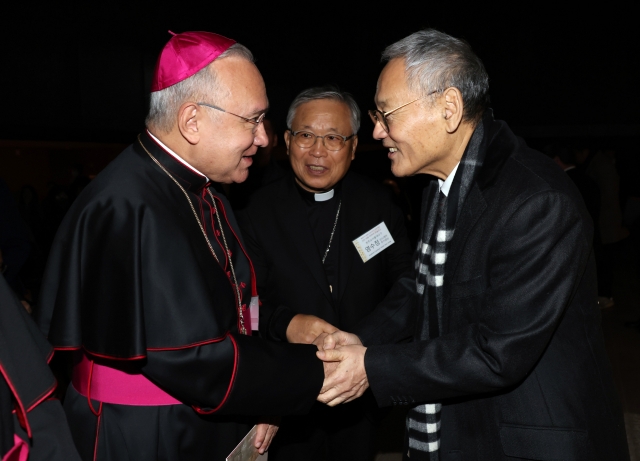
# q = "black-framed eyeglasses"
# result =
<box><xmin>197</xmin><ymin>102</ymin><xmax>266</xmax><ymax>133</ymax></box>
<box><xmin>368</xmin><ymin>89</ymin><xmax>442</xmax><ymax>133</ymax></box>
<box><xmin>288</xmin><ymin>130</ymin><xmax>355</xmax><ymax>151</ymax></box>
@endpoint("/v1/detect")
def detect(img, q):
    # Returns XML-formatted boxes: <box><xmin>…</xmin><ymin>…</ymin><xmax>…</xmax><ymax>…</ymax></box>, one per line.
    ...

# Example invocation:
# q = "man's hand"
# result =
<box><xmin>316</xmin><ymin>345</ymin><xmax>368</xmax><ymax>406</ymax></box>
<box><xmin>313</xmin><ymin>332</ymin><xmax>329</xmax><ymax>350</ymax></box>
<box><xmin>322</xmin><ymin>330</ymin><xmax>362</xmax><ymax>351</ymax></box>
<box><xmin>254</xmin><ymin>418</ymin><xmax>280</xmax><ymax>454</ymax></box>
<box><xmin>286</xmin><ymin>314</ymin><xmax>338</xmax><ymax>344</ymax></box>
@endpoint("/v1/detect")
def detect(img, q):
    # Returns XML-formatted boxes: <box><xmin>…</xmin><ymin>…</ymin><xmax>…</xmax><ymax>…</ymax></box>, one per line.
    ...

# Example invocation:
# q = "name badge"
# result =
<box><xmin>249</xmin><ymin>296</ymin><xmax>259</xmax><ymax>331</ymax></box>
<box><xmin>352</xmin><ymin>222</ymin><xmax>395</xmax><ymax>263</ymax></box>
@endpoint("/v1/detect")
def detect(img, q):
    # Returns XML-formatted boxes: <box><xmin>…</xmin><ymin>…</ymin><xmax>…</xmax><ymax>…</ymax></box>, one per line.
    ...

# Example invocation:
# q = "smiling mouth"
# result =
<box><xmin>389</xmin><ymin>148</ymin><xmax>398</xmax><ymax>153</ymax></box>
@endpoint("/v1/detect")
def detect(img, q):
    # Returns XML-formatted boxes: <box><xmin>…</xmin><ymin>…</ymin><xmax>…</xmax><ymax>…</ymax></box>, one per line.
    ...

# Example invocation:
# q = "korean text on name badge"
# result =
<box><xmin>352</xmin><ymin>222</ymin><xmax>395</xmax><ymax>263</ymax></box>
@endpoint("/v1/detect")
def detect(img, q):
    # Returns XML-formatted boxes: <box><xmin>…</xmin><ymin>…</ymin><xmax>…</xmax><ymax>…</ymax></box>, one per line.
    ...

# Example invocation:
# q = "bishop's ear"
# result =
<box><xmin>283</xmin><ymin>129</ymin><xmax>291</xmax><ymax>155</ymax></box>
<box><xmin>442</xmin><ymin>87</ymin><xmax>465</xmax><ymax>133</ymax></box>
<box><xmin>177</xmin><ymin>103</ymin><xmax>202</xmax><ymax>144</ymax></box>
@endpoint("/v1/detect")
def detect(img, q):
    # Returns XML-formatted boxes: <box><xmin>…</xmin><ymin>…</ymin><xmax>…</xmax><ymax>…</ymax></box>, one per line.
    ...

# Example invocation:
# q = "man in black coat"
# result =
<box><xmin>318</xmin><ymin>30</ymin><xmax>629</xmax><ymax>461</ymax></box>
<box><xmin>238</xmin><ymin>86</ymin><xmax>413</xmax><ymax>461</ymax></box>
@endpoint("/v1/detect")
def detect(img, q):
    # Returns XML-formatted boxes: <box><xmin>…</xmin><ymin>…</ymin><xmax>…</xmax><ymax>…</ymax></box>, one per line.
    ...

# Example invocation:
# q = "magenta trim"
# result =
<box><xmin>1</xmin><ymin>435</ymin><xmax>28</xmax><ymax>461</ymax></box>
<box><xmin>0</xmin><ymin>364</ymin><xmax>30</xmax><ymax>438</ymax></box>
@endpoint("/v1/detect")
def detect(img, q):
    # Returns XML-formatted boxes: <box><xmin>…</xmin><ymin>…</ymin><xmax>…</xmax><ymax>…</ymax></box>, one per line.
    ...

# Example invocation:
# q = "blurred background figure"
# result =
<box><xmin>67</xmin><ymin>164</ymin><xmax>91</xmax><ymax>203</ymax></box>
<box><xmin>585</xmin><ymin>147</ymin><xmax>630</xmax><ymax>308</ymax></box>
<box><xmin>550</xmin><ymin>145</ymin><xmax>601</xmax><ymax>229</ymax></box>
<box><xmin>0</xmin><ymin>177</ymin><xmax>32</xmax><ymax>311</ymax></box>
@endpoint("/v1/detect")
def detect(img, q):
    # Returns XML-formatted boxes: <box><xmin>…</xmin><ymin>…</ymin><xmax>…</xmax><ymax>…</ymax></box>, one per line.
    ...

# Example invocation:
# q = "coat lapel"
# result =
<box><xmin>442</xmin><ymin>113</ymin><xmax>516</xmax><ymax>323</ymax></box>
<box><xmin>277</xmin><ymin>178</ymin><xmax>333</xmax><ymax>304</ymax></box>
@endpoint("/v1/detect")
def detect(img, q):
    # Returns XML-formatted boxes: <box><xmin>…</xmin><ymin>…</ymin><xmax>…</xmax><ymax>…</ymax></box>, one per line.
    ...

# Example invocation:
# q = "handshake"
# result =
<box><xmin>286</xmin><ymin>314</ymin><xmax>369</xmax><ymax>407</ymax></box>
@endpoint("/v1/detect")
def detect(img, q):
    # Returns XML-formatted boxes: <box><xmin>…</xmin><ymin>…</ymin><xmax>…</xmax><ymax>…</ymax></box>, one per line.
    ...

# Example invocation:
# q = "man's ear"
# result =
<box><xmin>350</xmin><ymin>135</ymin><xmax>358</xmax><ymax>160</ymax></box>
<box><xmin>442</xmin><ymin>87</ymin><xmax>464</xmax><ymax>133</ymax></box>
<box><xmin>283</xmin><ymin>130</ymin><xmax>291</xmax><ymax>155</ymax></box>
<box><xmin>177</xmin><ymin>102</ymin><xmax>202</xmax><ymax>145</ymax></box>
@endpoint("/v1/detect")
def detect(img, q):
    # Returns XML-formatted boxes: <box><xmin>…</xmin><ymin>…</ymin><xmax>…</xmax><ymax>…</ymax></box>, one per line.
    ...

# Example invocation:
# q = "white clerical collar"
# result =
<box><xmin>147</xmin><ymin>130</ymin><xmax>209</xmax><ymax>180</ymax></box>
<box><xmin>438</xmin><ymin>162</ymin><xmax>460</xmax><ymax>197</ymax></box>
<box><xmin>315</xmin><ymin>189</ymin><xmax>335</xmax><ymax>202</ymax></box>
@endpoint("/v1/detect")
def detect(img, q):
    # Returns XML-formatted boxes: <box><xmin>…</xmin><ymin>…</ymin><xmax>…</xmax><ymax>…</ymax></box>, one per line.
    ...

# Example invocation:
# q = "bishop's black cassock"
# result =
<box><xmin>35</xmin><ymin>131</ymin><xmax>323</xmax><ymax>461</ymax></box>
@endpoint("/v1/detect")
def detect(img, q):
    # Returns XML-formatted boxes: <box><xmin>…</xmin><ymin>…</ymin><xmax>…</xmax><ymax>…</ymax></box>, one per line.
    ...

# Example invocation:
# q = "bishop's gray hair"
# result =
<box><xmin>286</xmin><ymin>86</ymin><xmax>361</xmax><ymax>134</ymax></box>
<box><xmin>382</xmin><ymin>29</ymin><xmax>489</xmax><ymax>123</ymax></box>
<box><xmin>145</xmin><ymin>43</ymin><xmax>254</xmax><ymax>133</ymax></box>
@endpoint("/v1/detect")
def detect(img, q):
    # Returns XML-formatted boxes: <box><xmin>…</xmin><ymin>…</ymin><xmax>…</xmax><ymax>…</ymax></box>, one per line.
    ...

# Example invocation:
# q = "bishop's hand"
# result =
<box><xmin>255</xmin><ymin>417</ymin><xmax>280</xmax><ymax>454</ymax></box>
<box><xmin>286</xmin><ymin>314</ymin><xmax>338</xmax><ymax>344</ymax></box>
<box><xmin>322</xmin><ymin>330</ymin><xmax>363</xmax><ymax>351</ymax></box>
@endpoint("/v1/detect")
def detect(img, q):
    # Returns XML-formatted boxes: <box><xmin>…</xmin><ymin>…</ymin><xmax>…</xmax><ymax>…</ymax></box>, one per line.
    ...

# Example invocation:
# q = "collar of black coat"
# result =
<box><xmin>474</xmin><ymin>108</ymin><xmax>519</xmax><ymax>191</ymax></box>
<box><xmin>138</xmin><ymin>131</ymin><xmax>211</xmax><ymax>193</ymax></box>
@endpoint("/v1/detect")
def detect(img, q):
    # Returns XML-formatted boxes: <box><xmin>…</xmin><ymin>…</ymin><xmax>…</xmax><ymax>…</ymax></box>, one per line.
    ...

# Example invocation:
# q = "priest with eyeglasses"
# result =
<box><xmin>35</xmin><ymin>31</ymin><xmax>325</xmax><ymax>461</ymax></box>
<box><xmin>237</xmin><ymin>86</ymin><xmax>413</xmax><ymax>461</ymax></box>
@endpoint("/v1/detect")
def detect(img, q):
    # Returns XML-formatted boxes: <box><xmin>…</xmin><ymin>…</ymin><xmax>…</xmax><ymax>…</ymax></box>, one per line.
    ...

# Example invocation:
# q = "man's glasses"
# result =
<box><xmin>197</xmin><ymin>102</ymin><xmax>266</xmax><ymax>133</ymax></box>
<box><xmin>368</xmin><ymin>89</ymin><xmax>442</xmax><ymax>133</ymax></box>
<box><xmin>288</xmin><ymin>130</ymin><xmax>355</xmax><ymax>151</ymax></box>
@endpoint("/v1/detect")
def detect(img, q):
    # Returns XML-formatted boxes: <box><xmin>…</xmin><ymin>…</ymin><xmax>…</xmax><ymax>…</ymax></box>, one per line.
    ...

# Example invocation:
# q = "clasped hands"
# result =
<box><xmin>286</xmin><ymin>314</ymin><xmax>369</xmax><ymax>407</ymax></box>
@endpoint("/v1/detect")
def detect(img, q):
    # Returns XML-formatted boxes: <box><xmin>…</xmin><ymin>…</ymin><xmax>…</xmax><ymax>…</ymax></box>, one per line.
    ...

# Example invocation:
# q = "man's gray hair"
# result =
<box><xmin>382</xmin><ymin>29</ymin><xmax>489</xmax><ymax>123</ymax></box>
<box><xmin>286</xmin><ymin>86</ymin><xmax>361</xmax><ymax>134</ymax></box>
<box><xmin>145</xmin><ymin>43</ymin><xmax>254</xmax><ymax>133</ymax></box>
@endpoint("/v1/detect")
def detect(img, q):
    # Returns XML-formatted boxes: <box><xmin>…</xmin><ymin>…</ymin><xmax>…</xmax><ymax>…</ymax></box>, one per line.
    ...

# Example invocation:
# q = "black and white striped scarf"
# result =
<box><xmin>406</xmin><ymin>115</ymin><xmax>488</xmax><ymax>461</ymax></box>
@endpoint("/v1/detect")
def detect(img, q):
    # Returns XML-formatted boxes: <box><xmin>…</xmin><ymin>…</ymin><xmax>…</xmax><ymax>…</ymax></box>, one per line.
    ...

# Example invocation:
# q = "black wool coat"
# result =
<box><xmin>353</xmin><ymin>115</ymin><xmax>630</xmax><ymax>461</ymax></box>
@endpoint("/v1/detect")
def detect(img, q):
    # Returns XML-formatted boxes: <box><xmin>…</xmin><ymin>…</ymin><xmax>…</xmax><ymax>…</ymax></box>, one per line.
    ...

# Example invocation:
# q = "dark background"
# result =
<box><xmin>1</xmin><ymin>1</ymin><xmax>639</xmax><ymax>199</ymax></box>
<box><xmin>2</xmin><ymin>2</ymin><xmax>639</xmax><ymax>143</ymax></box>
<box><xmin>2</xmin><ymin>4</ymin><xmax>639</xmax><ymax>452</ymax></box>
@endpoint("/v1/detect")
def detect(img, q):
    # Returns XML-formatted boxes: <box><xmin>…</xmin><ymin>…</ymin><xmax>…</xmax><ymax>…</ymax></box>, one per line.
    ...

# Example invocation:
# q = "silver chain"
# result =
<box><xmin>138</xmin><ymin>136</ymin><xmax>247</xmax><ymax>334</ymax></box>
<box><xmin>322</xmin><ymin>200</ymin><xmax>342</xmax><ymax>264</ymax></box>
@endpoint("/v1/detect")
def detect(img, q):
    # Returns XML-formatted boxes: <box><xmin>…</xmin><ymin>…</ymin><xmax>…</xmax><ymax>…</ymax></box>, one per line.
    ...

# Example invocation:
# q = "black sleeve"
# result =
<box><xmin>364</xmin><ymin>191</ymin><xmax>591</xmax><ymax>406</ymax></box>
<box><xmin>142</xmin><ymin>333</ymin><xmax>323</xmax><ymax>416</ymax></box>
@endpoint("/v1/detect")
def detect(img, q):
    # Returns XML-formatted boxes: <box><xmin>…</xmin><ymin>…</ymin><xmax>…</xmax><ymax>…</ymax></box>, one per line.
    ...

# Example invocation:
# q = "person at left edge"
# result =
<box><xmin>35</xmin><ymin>31</ymin><xmax>324</xmax><ymax>461</ymax></box>
<box><xmin>0</xmin><ymin>274</ymin><xmax>81</xmax><ymax>461</ymax></box>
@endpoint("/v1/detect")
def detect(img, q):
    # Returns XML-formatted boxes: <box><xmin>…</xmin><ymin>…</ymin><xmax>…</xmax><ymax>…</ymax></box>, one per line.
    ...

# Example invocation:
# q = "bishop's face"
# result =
<box><xmin>285</xmin><ymin>99</ymin><xmax>358</xmax><ymax>193</ymax></box>
<box><xmin>195</xmin><ymin>56</ymin><xmax>269</xmax><ymax>184</ymax></box>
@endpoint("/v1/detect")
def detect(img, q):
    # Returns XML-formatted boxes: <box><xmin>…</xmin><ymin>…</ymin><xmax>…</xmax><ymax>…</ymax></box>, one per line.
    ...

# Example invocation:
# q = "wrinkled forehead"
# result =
<box><xmin>215</xmin><ymin>57</ymin><xmax>268</xmax><ymax>111</ymax></box>
<box><xmin>292</xmin><ymin>99</ymin><xmax>352</xmax><ymax>127</ymax></box>
<box><xmin>375</xmin><ymin>58</ymin><xmax>413</xmax><ymax>109</ymax></box>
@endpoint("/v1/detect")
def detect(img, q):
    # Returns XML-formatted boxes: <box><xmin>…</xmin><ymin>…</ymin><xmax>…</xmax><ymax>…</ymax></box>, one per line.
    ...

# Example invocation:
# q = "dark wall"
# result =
<box><xmin>1</xmin><ymin>2</ymin><xmax>639</xmax><ymax>144</ymax></box>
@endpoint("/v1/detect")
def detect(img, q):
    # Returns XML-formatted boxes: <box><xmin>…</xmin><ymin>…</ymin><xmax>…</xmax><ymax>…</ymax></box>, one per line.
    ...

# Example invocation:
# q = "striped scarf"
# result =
<box><xmin>406</xmin><ymin>116</ymin><xmax>488</xmax><ymax>461</ymax></box>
